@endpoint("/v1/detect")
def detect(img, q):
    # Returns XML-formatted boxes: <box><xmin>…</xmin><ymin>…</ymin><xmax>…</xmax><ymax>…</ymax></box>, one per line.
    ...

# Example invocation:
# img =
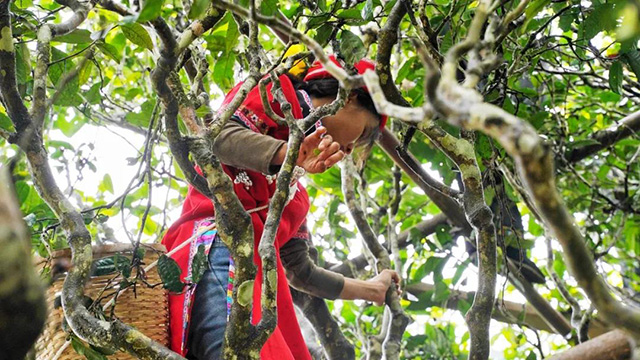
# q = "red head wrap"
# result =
<box><xmin>303</xmin><ymin>55</ymin><xmax>388</xmax><ymax>130</ymax></box>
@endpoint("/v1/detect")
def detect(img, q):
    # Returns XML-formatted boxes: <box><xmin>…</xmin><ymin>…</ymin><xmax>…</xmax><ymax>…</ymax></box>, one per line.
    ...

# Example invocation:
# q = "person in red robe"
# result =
<box><xmin>162</xmin><ymin>56</ymin><xmax>400</xmax><ymax>359</ymax></box>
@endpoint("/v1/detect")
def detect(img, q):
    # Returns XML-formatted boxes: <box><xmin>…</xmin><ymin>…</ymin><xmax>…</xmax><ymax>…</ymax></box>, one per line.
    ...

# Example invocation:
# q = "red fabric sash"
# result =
<box><xmin>161</xmin><ymin>75</ymin><xmax>312</xmax><ymax>359</ymax></box>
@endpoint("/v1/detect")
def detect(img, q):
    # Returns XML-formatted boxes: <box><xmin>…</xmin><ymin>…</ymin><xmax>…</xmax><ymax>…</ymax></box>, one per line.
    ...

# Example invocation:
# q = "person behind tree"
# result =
<box><xmin>161</xmin><ymin>55</ymin><xmax>400</xmax><ymax>360</ymax></box>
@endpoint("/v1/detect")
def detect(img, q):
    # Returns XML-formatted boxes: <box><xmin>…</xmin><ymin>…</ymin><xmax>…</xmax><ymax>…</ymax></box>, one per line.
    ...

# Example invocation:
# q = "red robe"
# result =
<box><xmin>161</xmin><ymin>75</ymin><xmax>313</xmax><ymax>359</ymax></box>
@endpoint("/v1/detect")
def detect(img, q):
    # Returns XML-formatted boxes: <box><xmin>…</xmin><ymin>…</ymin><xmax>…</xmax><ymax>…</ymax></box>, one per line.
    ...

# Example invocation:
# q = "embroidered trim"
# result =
<box><xmin>181</xmin><ymin>218</ymin><xmax>217</xmax><ymax>353</ymax></box>
<box><xmin>293</xmin><ymin>222</ymin><xmax>311</xmax><ymax>240</ymax></box>
<box><xmin>227</xmin><ymin>257</ymin><xmax>235</xmax><ymax>320</ymax></box>
<box><xmin>233</xmin><ymin>109</ymin><xmax>261</xmax><ymax>133</ymax></box>
<box><xmin>299</xmin><ymin>89</ymin><xmax>314</xmax><ymax>110</ymax></box>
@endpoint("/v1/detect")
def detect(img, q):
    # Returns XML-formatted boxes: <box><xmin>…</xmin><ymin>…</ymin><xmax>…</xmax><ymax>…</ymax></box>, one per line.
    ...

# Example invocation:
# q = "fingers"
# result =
<box><xmin>305</xmin><ymin>126</ymin><xmax>326</xmax><ymax>148</ymax></box>
<box><xmin>390</xmin><ymin>270</ymin><xmax>400</xmax><ymax>285</ymax></box>
<box><xmin>323</xmin><ymin>150</ymin><xmax>345</xmax><ymax>168</ymax></box>
<box><xmin>317</xmin><ymin>133</ymin><xmax>334</xmax><ymax>151</ymax></box>
<box><xmin>317</xmin><ymin>141</ymin><xmax>341</xmax><ymax>162</ymax></box>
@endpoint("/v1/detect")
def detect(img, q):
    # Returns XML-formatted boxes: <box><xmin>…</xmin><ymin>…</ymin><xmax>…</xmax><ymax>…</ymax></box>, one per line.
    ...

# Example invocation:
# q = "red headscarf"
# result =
<box><xmin>303</xmin><ymin>55</ymin><xmax>388</xmax><ymax>129</ymax></box>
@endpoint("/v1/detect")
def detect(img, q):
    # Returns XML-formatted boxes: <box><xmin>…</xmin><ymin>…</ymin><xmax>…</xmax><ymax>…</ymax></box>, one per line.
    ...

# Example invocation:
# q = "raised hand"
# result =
<box><xmin>297</xmin><ymin>127</ymin><xmax>345</xmax><ymax>174</ymax></box>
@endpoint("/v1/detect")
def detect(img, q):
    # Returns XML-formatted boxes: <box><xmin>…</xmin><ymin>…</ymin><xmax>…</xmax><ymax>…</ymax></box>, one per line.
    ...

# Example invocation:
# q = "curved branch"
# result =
<box><xmin>366</xmin><ymin>65</ymin><xmax>497</xmax><ymax>359</ymax></box>
<box><xmin>375</xmin><ymin>0</ymin><xmax>407</xmax><ymax>106</ymax></box>
<box><xmin>0</xmin><ymin>5</ymin><xmax>184</xmax><ymax>357</ymax></box>
<box><xmin>464</xmin><ymin>101</ymin><xmax>640</xmax><ymax>339</ymax></box>
<box><xmin>50</xmin><ymin>0</ymin><xmax>92</xmax><ymax>37</ymax></box>
<box><xmin>149</xmin><ymin>17</ymin><xmax>212</xmax><ymax>198</ymax></box>
<box><xmin>329</xmin><ymin>214</ymin><xmax>448</xmax><ymax>277</ymax></box>
<box><xmin>341</xmin><ymin>158</ymin><xmax>410</xmax><ymax>360</ymax></box>
<box><xmin>175</xmin><ymin>10</ymin><xmax>226</xmax><ymax>56</ymax></box>
<box><xmin>564</xmin><ymin>109</ymin><xmax>640</xmax><ymax>163</ymax></box>
<box><xmin>291</xmin><ymin>290</ymin><xmax>356</xmax><ymax>360</ymax></box>
<box><xmin>377</xmin><ymin>129</ymin><xmax>469</xmax><ymax>229</ymax></box>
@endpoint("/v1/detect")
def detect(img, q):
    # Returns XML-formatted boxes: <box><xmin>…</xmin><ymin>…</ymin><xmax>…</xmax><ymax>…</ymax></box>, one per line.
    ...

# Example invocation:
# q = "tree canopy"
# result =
<box><xmin>1</xmin><ymin>0</ymin><xmax>639</xmax><ymax>359</ymax></box>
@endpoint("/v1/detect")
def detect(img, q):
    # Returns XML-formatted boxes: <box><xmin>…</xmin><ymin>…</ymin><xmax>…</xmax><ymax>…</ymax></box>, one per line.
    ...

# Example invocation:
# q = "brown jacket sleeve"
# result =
<box><xmin>210</xmin><ymin>119</ymin><xmax>286</xmax><ymax>175</ymax></box>
<box><xmin>280</xmin><ymin>237</ymin><xmax>345</xmax><ymax>300</ymax></box>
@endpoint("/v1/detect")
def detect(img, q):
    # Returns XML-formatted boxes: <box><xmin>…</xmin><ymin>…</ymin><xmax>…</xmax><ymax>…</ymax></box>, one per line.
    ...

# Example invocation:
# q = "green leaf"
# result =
<box><xmin>567</xmin><ymin>138</ymin><xmax>601</xmax><ymax>149</ymax></box>
<box><xmin>125</xmin><ymin>99</ymin><xmax>157</xmax><ymax>127</ymax></box>
<box><xmin>96</xmin><ymin>41</ymin><xmax>122</xmax><ymax>63</ymax></box>
<box><xmin>558</xmin><ymin>10</ymin><xmax>576</xmax><ymax>32</ymax></box>
<box><xmin>583</xmin><ymin>3</ymin><xmax>618</xmax><ymax>40</ymax></box>
<box><xmin>191</xmin><ymin>245</ymin><xmax>207</xmax><ymax>284</ymax></box>
<box><xmin>431</xmin><ymin>280</ymin><xmax>450</xmax><ymax>302</ymax></box>
<box><xmin>100</xmin><ymin>174</ymin><xmax>114</xmax><ymax>194</ymax></box>
<box><xmin>317</xmin><ymin>0</ymin><xmax>326</xmax><ymax>11</ymax></box>
<box><xmin>49</xmin><ymin>47</ymin><xmax>72</xmax><ymax>85</ymax></box>
<box><xmin>54</xmin><ymin>29</ymin><xmax>92</xmax><ymax>44</ymax></box>
<box><xmin>339</xmin><ymin>30</ymin><xmax>366</xmax><ymax>66</ymax></box>
<box><xmin>120</xmin><ymin>23</ymin><xmax>153</xmax><ymax>50</ymax></box>
<box><xmin>138</xmin><ymin>0</ymin><xmax>164</xmax><ymax>22</ymax></box>
<box><xmin>141</xmin><ymin>217</ymin><xmax>158</xmax><ymax>235</ymax></box>
<box><xmin>621</xmin><ymin>50</ymin><xmax>640</xmax><ymax>80</ymax></box>
<box><xmin>0</xmin><ymin>112</ymin><xmax>14</xmax><ymax>132</ymax></box>
<box><xmin>92</xmin><ymin>254</ymin><xmax>130</xmax><ymax>277</ymax></box>
<box><xmin>15</xmin><ymin>181</ymin><xmax>44</xmax><ymax>214</ymax></box>
<box><xmin>259</xmin><ymin>0</ymin><xmax>278</xmax><ymax>16</ymax></box>
<box><xmin>213</xmin><ymin>52</ymin><xmax>236</xmax><ymax>92</ymax></box>
<box><xmin>306</xmin><ymin>14</ymin><xmax>330</xmax><ymax>29</ymax></box>
<box><xmin>54</xmin><ymin>75</ymin><xmax>82</xmax><ymax>106</ymax></box>
<box><xmin>609</xmin><ymin>61</ymin><xmax>623</xmax><ymax>94</ymax></box>
<box><xmin>451</xmin><ymin>259</ymin><xmax>469</xmax><ymax>285</ymax></box>
<box><xmin>157</xmin><ymin>255</ymin><xmax>186</xmax><ymax>293</ymax></box>
<box><xmin>314</xmin><ymin>23</ymin><xmax>333</xmax><ymax>46</ymax></box>
<box><xmin>523</xmin><ymin>0</ymin><xmax>551</xmax><ymax>29</ymax></box>
<box><xmin>84</xmin><ymin>82</ymin><xmax>102</xmax><ymax>105</ymax></box>
<box><xmin>188</xmin><ymin>0</ymin><xmax>209</xmax><ymax>19</ymax></box>
<box><xmin>15</xmin><ymin>42</ymin><xmax>30</xmax><ymax>85</ymax></box>
<box><xmin>337</xmin><ymin>8</ymin><xmax>363</xmax><ymax>20</ymax></box>
<box><xmin>224</xmin><ymin>14</ymin><xmax>239</xmax><ymax>52</ymax></box>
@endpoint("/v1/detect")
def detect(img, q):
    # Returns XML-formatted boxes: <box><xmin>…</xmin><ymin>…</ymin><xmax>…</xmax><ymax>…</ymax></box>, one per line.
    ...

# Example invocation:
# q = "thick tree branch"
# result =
<box><xmin>364</xmin><ymin>0</ymin><xmax>640</xmax><ymax>339</ymax></box>
<box><xmin>149</xmin><ymin>17</ymin><xmax>212</xmax><ymax>198</ymax></box>
<box><xmin>0</xmin><ymin>167</ymin><xmax>46</xmax><ymax>360</ymax></box>
<box><xmin>377</xmin><ymin>129</ymin><xmax>470</xmax><ymax>231</ymax></box>
<box><xmin>405</xmin><ymin>282</ymin><xmax>611</xmax><ymax>338</ymax></box>
<box><xmin>291</xmin><ymin>290</ymin><xmax>356</xmax><ymax>360</ymax></box>
<box><xmin>49</xmin><ymin>0</ymin><xmax>92</xmax><ymax>37</ymax></box>
<box><xmin>342</xmin><ymin>158</ymin><xmax>410</xmax><ymax>360</ymax></box>
<box><xmin>506</xmin><ymin>261</ymin><xmax>573</xmax><ymax>336</ymax></box>
<box><xmin>564</xmin><ymin>109</ymin><xmax>640</xmax><ymax>163</ymax></box>
<box><xmin>547</xmin><ymin>330</ymin><xmax>633</xmax><ymax>360</ymax></box>
<box><xmin>375</xmin><ymin>0</ymin><xmax>407</xmax><ymax>106</ymax></box>
<box><xmin>254</xmin><ymin>74</ymin><xmax>304</xmax><ymax>344</ymax></box>
<box><xmin>367</xmin><ymin>42</ymin><xmax>498</xmax><ymax>360</ymax></box>
<box><xmin>0</xmin><ymin>3</ymin><xmax>182</xmax><ymax>358</ymax></box>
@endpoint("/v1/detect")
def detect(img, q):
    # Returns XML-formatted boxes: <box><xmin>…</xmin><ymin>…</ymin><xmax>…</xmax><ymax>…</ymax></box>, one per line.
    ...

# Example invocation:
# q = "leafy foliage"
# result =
<box><xmin>2</xmin><ymin>0</ymin><xmax>639</xmax><ymax>358</ymax></box>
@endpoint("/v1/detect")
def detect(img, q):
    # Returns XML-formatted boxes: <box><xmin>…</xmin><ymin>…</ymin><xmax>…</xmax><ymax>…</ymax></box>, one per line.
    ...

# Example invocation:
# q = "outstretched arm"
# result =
<box><xmin>281</xmin><ymin>237</ymin><xmax>400</xmax><ymax>305</ymax></box>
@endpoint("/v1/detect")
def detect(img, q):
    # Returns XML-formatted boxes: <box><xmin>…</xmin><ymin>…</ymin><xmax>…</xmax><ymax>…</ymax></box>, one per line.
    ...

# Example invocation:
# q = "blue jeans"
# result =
<box><xmin>187</xmin><ymin>240</ymin><xmax>230</xmax><ymax>360</ymax></box>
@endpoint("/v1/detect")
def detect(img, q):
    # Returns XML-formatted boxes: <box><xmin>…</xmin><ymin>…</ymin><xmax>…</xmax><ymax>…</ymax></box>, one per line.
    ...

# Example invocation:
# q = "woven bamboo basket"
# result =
<box><xmin>35</xmin><ymin>244</ymin><xmax>170</xmax><ymax>360</ymax></box>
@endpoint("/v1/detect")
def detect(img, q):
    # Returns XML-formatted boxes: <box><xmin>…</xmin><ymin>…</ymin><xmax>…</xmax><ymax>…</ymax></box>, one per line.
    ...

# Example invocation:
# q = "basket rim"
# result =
<box><xmin>34</xmin><ymin>243</ymin><xmax>167</xmax><ymax>264</ymax></box>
